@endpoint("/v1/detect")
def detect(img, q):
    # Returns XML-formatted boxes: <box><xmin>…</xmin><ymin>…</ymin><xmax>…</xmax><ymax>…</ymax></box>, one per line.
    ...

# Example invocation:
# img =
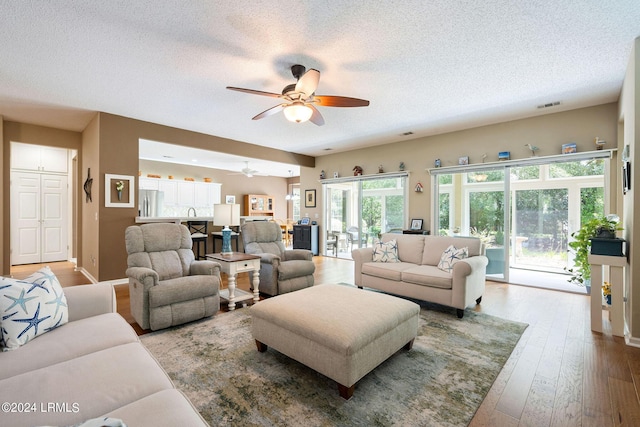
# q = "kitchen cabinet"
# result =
<box><xmin>11</xmin><ymin>142</ymin><xmax>68</xmax><ymax>173</ymax></box>
<box><xmin>139</xmin><ymin>178</ymin><xmax>159</xmax><ymax>190</ymax></box>
<box><xmin>158</xmin><ymin>180</ymin><xmax>178</xmax><ymax>206</ymax></box>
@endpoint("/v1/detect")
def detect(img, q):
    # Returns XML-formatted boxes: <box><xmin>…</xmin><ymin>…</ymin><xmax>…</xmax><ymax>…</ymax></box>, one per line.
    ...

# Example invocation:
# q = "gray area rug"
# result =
<box><xmin>141</xmin><ymin>298</ymin><xmax>527</xmax><ymax>427</ymax></box>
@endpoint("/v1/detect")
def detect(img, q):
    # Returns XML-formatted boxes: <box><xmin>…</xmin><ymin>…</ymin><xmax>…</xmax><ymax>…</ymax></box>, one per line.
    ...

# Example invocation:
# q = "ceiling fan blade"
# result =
<box><xmin>252</xmin><ymin>104</ymin><xmax>286</xmax><ymax>120</ymax></box>
<box><xmin>295</xmin><ymin>69</ymin><xmax>320</xmax><ymax>97</ymax></box>
<box><xmin>226</xmin><ymin>86</ymin><xmax>281</xmax><ymax>98</ymax></box>
<box><xmin>314</xmin><ymin>95</ymin><xmax>370</xmax><ymax>107</ymax></box>
<box><xmin>309</xmin><ymin>105</ymin><xmax>325</xmax><ymax>126</ymax></box>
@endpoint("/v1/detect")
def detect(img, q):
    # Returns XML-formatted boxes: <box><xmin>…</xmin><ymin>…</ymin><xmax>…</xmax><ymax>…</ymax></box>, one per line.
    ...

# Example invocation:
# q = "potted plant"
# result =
<box><xmin>565</xmin><ymin>214</ymin><xmax>622</xmax><ymax>288</ymax></box>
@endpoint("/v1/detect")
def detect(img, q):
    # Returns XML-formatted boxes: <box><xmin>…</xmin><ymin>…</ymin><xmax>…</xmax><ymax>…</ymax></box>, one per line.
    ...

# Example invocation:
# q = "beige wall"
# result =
<box><xmin>304</xmin><ymin>103</ymin><xmax>619</xmax><ymax>235</ymax></box>
<box><xmin>0</xmin><ymin>116</ymin><xmax>3</xmax><ymax>275</ymax></box>
<box><xmin>81</xmin><ymin>114</ymin><xmax>100</xmax><ymax>281</ymax></box>
<box><xmin>619</xmin><ymin>37</ymin><xmax>639</xmax><ymax>340</ymax></box>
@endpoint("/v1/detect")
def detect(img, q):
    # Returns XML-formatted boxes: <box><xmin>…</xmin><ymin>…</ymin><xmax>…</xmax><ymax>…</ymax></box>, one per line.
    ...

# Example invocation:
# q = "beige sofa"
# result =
<box><xmin>352</xmin><ymin>233</ymin><xmax>488</xmax><ymax>318</ymax></box>
<box><xmin>0</xmin><ymin>283</ymin><xmax>208</xmax><ymax>427</ymax></box>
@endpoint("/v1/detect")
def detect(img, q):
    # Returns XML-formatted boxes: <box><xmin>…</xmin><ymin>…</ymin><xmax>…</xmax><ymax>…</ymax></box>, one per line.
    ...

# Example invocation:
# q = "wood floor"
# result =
<box><xmin>11</xmin><ymin>258</ymin><xmax>640</xmax><ymax>426</ymax></box>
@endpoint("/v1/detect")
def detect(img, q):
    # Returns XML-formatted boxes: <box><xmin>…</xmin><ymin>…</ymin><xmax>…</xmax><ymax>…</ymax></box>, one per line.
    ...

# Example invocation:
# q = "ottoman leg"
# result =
<box><xmin>255</xmin><ymin>340</ymin><xmax>268</xmax><ymax>352</ymax></box>
<box><xmin>338</xmin><ymin>383</ymin><xmax>355</xmax><ymax>400</ymax></box>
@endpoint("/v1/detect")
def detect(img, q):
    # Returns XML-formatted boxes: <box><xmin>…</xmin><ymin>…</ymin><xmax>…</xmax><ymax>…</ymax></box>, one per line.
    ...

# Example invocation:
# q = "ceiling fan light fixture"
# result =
<box><xmin>283</xmin><ymin>102</ymin><xmax>313</xmax><ymax>123</ymax></box>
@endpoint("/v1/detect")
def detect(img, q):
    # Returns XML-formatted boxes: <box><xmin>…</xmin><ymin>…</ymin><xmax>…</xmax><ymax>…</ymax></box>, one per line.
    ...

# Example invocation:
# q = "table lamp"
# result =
<box><xmin>214</xmin><ymin>203</ymin><xmax>240</xmax><ymax>254</ymax></box>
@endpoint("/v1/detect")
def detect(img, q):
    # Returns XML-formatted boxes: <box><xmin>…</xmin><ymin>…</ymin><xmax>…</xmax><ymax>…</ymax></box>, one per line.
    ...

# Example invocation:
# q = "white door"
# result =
<box><xmin>11</xmin><ymin>172</ymin><xmax>68</xmax><ymax>265</ymax></box>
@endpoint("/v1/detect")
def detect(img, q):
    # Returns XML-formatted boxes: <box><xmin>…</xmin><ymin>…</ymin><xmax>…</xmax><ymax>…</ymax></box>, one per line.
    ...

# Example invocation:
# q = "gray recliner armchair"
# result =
<box><xmin>125</xmin><ymin>223</ymin><xmax>221</xmax><ymax>331</ymax></box>
<box><xmin>241</xmin><ymin>221</ymin><xmax>315</xmax><ymax>296</ymax></box>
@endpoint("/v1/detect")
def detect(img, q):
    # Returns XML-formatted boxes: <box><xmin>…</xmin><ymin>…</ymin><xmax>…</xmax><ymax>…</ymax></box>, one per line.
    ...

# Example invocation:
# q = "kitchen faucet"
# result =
<box><xmin>187</xmin><ymin>207</ymin><xmax>197</xmax><ymax>217</ymax></box>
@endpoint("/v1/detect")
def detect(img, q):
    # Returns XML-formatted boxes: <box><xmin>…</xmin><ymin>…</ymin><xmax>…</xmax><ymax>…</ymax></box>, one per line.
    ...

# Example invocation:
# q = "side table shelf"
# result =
<box><xmin>588</xmin><ymin>254</ymin><xmax>626</xmax><ymax>337</ymax></box>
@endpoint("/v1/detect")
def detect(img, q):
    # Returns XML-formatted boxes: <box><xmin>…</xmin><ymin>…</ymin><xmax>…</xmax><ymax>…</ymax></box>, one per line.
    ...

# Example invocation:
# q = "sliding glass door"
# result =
<box><xmin>323</xmin><ymin>173</ymin><xmax>408</xmax><ymax>258</ymax></box>
<box><xmin>433</xmin><ymin>153</ymin><xmax>608</xmax><ymax>285</ymax></box>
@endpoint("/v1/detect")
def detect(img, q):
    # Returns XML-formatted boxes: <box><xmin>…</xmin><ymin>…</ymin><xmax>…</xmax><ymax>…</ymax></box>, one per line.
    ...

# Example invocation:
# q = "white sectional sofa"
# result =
<box><xmin>352</xmin><ymin>233</ymin><xmax>488</xmax><ymax>318</ymax></box>
<box><xmin>0</xmin><ymin>283</ymin><xmax>208</xmax><ymax>427</ymax></box>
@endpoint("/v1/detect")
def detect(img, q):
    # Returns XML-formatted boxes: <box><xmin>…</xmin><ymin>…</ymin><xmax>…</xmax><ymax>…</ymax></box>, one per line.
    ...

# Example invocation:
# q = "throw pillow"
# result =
<box><xmin>437</xmin><ymin>245</ymin><xmax>469</xmax><ymax>273</ymax></box>
<box><xmin>0</xmin><ymin>266</ymin><xmax>69</xmax><ymax>351</ymax></box>
<box><xmin>372</xmin><ymin>239</ymin><xmax>400</xmax><ymax>263</ymax></box>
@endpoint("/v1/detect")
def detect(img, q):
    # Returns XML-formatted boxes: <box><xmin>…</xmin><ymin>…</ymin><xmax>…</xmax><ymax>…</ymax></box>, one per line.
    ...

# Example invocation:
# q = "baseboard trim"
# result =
<box><xmin>76</xmin><ymin>267</ymin><xmax>97</xmax><ymax>284</ymax></box>
<box><xmin>626</xmin><ymin>335</ymin><xmax>640</xmax><ymax>348</ymax></box>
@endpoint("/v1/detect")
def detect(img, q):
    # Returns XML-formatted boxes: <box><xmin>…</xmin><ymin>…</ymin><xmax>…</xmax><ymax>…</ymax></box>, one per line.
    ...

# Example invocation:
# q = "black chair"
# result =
<box><xmin>187</xmin><ymin>221</ymin><xmax>208</xmax><ymax>259</ymax></box>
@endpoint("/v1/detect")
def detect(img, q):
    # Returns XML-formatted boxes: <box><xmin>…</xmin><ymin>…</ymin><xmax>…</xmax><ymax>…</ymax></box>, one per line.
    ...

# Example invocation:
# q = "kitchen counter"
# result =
<box><xmin>135</xmin><ymin>217</ymin><xmax>214</xmax><ymax>224</ymax></box>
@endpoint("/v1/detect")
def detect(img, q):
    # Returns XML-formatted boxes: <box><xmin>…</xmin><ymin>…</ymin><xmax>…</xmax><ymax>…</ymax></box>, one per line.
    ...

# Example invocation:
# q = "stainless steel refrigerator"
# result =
<box><xmin>139</xmin><ymin>190</ymin><xmax>164</xmax><ymax>217</ymax></box>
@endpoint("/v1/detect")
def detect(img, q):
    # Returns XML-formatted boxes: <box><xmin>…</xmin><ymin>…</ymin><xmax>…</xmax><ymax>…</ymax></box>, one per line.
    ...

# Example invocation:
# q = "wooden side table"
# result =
<box><xmin>588</xmin><ymin>254</ymin><xmax>626</xmax><ymax>337</ymax></box>
<box><xmin>206</xmin><ymin>252</ymin><xmax>260</xmax><ymax>311</ymax></box>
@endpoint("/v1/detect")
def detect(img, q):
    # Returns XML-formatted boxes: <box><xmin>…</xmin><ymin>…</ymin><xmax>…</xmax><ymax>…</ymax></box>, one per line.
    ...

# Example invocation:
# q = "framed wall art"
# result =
<box><xmin>225</xmin><ymin>195</ymin><xmax>236</xmax><ymax>204</ymax></box>
<box><xmin>305</xmin><ymin>189</ymin><xmax>316</xmax><ymax>208</ymax></box>
<box><xmin>105</xmin><ymin>174</ymin><xmax>135</xmax><ymax>208</ymax></box>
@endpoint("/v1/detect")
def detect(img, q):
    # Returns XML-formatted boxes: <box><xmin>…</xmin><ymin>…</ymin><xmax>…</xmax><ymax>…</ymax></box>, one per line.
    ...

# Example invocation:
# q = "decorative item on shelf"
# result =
<box><xmin>168</xmin><ymin>175</ymin><xmax>174</xmax><ymax>180</ymax></box>
<box><xmin>138</xmin><ymin>170</ymin><xmax>142</xmax><ymax>176</ymax></box>
<box><xmin>147</xmin><ymin>174</ymin><xmax>161</xmax><ymax>178</ymax></box>
<box><xmin>525</xmin><ymin>144</ymin><xmax>539</xmax><ymax>156</ymax></box>
<box><xmin>115</xmin><ymin>180</ymin><xmax>124</xmax><ymax>201</ymax></box>
<box><xmin>410</xmin><ymin>219</ymin><xmax>423</xmax><ymax>230</ymax></box>
<box><xmin>83</xmin><ymin>168</ymin><xmax>93</xmax><ymax>203</ymax></box>
<box><xmin>214</xmin><ymin>204</ymin><xmax>240</xmax><ymax>255</ymax></box>
<box><xmin>623</xmin><ymin>161</ymin><xmax>631</xmax><ymax>194</ymax></box>
<box><xmin>184</xmin><ymin>177</ymin><xmax>195</xmax><ymax>181</ymax></box>
<box><xmin>414</xmin><ymin>182</ymin><xmax>423</xmax><ymax>193</ymax></box>
<box><xmin>481</xmin><ymin>153</ymin><xmax>487</xmax><ymax>163</ymax></box>
<box><xmin>203</xmin><ymin>177</ymin><xmax>212</xmax><ymax>182</ymax></box>
<box><xmin>434</xmin><ymin>159</ymin><xmax>441</xmax><ymax>168</ymax></box>
<box><xmin>333</xmin><ymin>171</ymin><xmax>339</xmax><ymax>178</ymax></box>
<box><xmin>498</xmin><ymin>151</ymin><xmax>510</xmax><ymax>161</ymax></box>
<box><xmin>378</xmin><ymin>164</ymin><xmax>384</xmax><ymax>173</ymax></box>
<box><xmin>562</xmin><ymin>142</ymin><xmax>577</xmax><ymax>154</ymax></box>
<box><xmin>565</xmin><ymin>214</ymin><xmax>623</xmax><ymax>285</ymax></box>
<box><xmin>458</xmin><ymin>156</ymin><xmax>469</xmax><ymax>165</ymax></box>
<box><xmin>320</xmin><ymin>170</ymin><xmax>326</xmax><ymax>179</ymax></box>
<box><xmin>594</xmin><ymin>137</ymin><xmax>606</xmax><ymax>150</ymax></box>
<box><xmin>353</xmin><ymin>166</ymin><xmax>363</xmax><ymax>176</ymax></box>
<box><xmin>602</xmin><ymin>281</ymin><xmax>612</xmax><ymax>305</ymax></box>
<box><xmin>225</xmin><ymin>195</ymin><xmax>235</xmax><ymax>204</ymax></box>
<box><xmin>399</xmin><ymin>161</ymin><xmax>405</xmax><ymax>171</ymax></box>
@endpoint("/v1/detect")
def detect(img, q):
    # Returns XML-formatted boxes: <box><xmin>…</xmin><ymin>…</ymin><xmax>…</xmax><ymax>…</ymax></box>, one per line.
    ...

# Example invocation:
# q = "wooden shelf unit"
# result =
<box><xmin>243</xmin><ymin>194</ymin><xmax>275</xmax><ymax>217</ymax></box>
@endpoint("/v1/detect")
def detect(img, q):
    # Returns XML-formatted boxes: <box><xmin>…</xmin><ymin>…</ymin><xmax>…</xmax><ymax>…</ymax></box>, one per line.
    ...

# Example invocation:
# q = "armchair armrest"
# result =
<box><xmin>126</xmin><ymin>266</ymin><xmax>159</xmax><ymax>284</ymax></box>
<box><xmin>284</xmin><ymin>249</ymin><xmax>313</xmax><ymax>261</ymax></box>
<box><xmin>257</xmin><ymin>252</ymin><xmax>281</xmax><ymax>266</ymax></box>
<box><xmin>64</xmin><ymin>283</ymin><xmax>117</xmax><ymax>322</ymax></box>
<box><xmin>190</xmin><ymin>260</ymin><xmax>221</xmax><ymax>277</ymax></box>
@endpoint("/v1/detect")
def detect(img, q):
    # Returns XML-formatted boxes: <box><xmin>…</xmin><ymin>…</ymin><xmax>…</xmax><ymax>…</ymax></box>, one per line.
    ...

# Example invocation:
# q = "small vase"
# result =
<box><xmin>605</xmin><ymin>294</ymin><xmax>611</xmax><ymax>305</ymax></box>
<box><xmin>117</xmin><ymin>190</ymin><xmax>122</xmax><ymax>201</ymax></box>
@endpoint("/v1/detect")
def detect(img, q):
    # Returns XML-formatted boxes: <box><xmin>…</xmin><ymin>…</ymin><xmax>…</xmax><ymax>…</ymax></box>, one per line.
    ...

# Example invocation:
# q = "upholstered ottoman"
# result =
<box><xmin>250</xmin><ymin>284</ymin><xmax>420</xmax><ymax>399</ymax></box>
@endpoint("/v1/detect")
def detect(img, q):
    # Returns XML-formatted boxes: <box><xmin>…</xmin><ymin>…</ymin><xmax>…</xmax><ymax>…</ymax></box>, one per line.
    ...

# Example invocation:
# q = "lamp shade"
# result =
<box><xmin>213</xmin><ymin>204</ymin><xmax>240</xmax><ymax>227</ymax></box>
<box><xmin>283</xmin><ymin>102</ymin><xmax>313</xmax><ymax>123</ymax></box>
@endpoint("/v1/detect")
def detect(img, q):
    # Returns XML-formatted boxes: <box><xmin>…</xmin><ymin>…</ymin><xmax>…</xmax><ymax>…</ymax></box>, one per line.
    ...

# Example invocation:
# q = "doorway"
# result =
<box><xmin>10</xmin><ymin>142</ymin><xmax>72</xmax><ymax>265</ymax></box>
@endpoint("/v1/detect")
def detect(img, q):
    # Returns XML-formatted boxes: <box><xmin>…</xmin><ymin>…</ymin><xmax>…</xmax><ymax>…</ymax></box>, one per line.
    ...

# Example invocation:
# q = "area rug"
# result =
<box><xmin>141</xmin><ymin>300</ymin><xmax>527</xmax><ymax>427</ymax></box>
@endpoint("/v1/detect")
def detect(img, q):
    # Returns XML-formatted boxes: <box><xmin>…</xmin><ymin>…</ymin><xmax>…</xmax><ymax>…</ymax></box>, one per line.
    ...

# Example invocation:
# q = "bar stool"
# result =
<box><xmin>187</xmin><ymin>221</ymin><xmax>208</xmax><ymax>260</ymax></box>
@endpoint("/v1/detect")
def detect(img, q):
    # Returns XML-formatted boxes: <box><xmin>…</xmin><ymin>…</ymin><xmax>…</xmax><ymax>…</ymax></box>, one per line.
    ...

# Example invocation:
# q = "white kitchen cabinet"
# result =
<box><xmin>158</xmin><ymin>180</ymin><xmax>178</xmax><ymax>206</ymax></box>
<box><xmin>177</xmin><ymin>181</ymin><xmax>196</xmax><ymax>207</ymax></box>
<box><xmin>138</xmin><ymin>177</ymin><xmax>159</xmax><ymax>190</ymax></box>
<box><xmin>11</xmin><ymin>142</ymin><xmax>68</xmax><ymax>173</ymax></box>
<box><xmin>194</xmin><ymin>182</ymin><xmax>221</xmax><ymax>207</ymax></box>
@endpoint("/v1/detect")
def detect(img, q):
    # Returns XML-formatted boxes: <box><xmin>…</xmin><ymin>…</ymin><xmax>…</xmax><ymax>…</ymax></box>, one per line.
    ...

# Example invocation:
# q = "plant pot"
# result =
<box><xmin>590</xmin><ymin>238</ymin><xmax>626</xmax><ymax>256</ymax></box>
<box><xmin>604</xmin><ymin>294</ymin><xmax>611</xmax><ymax>305</ymax></box>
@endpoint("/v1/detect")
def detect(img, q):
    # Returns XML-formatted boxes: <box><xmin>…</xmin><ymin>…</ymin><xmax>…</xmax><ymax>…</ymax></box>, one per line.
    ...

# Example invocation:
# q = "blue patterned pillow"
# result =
<box><xmin>437</xmin><ymin>245</ymin><xmax>468</xmax><ymax>272</ymax></box>
<box><xmin>372</xmin><ymin>239</ymin><xmax>400</xmax><ymax>263</ymax></box>
<box><xmin>0</xmin><ymin>266</ymin><xmax>68</xmax><ymax>351</ymax></box>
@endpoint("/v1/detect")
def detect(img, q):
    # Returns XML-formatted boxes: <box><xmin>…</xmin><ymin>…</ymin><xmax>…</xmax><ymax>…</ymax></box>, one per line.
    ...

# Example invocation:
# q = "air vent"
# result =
<box><xmin>323</xmin><ymin>148</ymin><xmax>333</xmax><ymax>151</ymax></box>
<box><xmin>537</xmin><ymin>101</ymin><xmax>561</xmax><ymax>109</ymax></box>
<box><xmin>401</xmin><ymin>131</ymin><xmax>414</xmax><ymax>136</ymax></box>
<box><xmin>162</xmin><ymin>155</ymin><xmax>173</xmax><ymax>158</ymax></box>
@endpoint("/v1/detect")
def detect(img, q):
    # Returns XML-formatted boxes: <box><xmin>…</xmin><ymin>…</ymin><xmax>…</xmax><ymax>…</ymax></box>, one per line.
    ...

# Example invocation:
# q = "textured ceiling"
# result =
<box><xmin>1</xmin><ymin>1</ymin><xmax>639</xmax><ymax>175</ymax></box>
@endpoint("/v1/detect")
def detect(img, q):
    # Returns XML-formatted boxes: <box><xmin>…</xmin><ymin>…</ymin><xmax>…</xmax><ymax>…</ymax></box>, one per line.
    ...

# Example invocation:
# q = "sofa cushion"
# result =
<box><xmin>0</xmin><ymin>342</ymin><xmax>174</xmax><ymax>427</ymax></box>
<box><xmin>382</xmin><ymin>234</ymin><xmax>425</xmax><ymax>265</ymax></box>
<box><xmin>437</xmin><ymin>245</ymin><xmax>469</xmax><ymax>272</ymax></box>
<box><xmin>372</xmin><ymin>239</ymin><xmax>400</xmax><ymax>262</ymax></box>
<box><xmin>278</xmin><ymin>260</ymin><xmax>315</xmax><ymax>280</ymax></box>
<box><xmin>362</xmin><ymin>262</ymin><xmax>416</xmax><ymax>281</ymax></box>
<box><xmin>401</xmin><ymin>265</ymin><xmax>454</xmax><ymax>289</ymax></box>
<box><xmin>0</xmin><ymin>266</ymin><xmax>68</xmax><ymax>351</ymax></box>
<box><xmin>0</xmin><ymin>313</ymin><xmax>138</xmax><ymax>381</ymax></box>
<box><xmin>421</xmin><ymin>236</ymin><xmax>481</xmax><ymax>265</ymax></box>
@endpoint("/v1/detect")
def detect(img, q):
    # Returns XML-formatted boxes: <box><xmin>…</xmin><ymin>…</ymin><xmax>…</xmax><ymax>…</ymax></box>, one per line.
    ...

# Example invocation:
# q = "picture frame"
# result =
<box><xmin>498</xmin><ymin>151</ymin><xmax>510</xmax><ymax>161</ymax></box>
<box><xmin>105</xmin><ymin>174</ymin><xmax>134</xmax><ymax>208</ymax></box>
<box><xmin>623</xmin><ymin>161</ymin><xmax>631</xmax><ymax>194</ymax></box>
<box><xmin>458</xmin><ymin>156</ymin><xmax>469</xmax><ymax>165</ymax></box>
<box><xmin>305</xmin><ymin>189</ymin><xmax>316</xmax><ymax>208</ymax></box>
<box><xmin>225</xmin><ymin>195</ymin><xmax>235</xmax><ymax>204</ymax></box>
<box><xmin>562</xmin><ymin>142</ymin><xmax>577</xmax><ymax>154</ymax></box>
<box><xmin>410</xmin><ymin>219</ymin><xmax>423</xmax><ymax>230</ymax></box>
<box><xmin>300</xmin><ymin>217</ymin><xmax>310</xmax><ymax>225</ymax></box>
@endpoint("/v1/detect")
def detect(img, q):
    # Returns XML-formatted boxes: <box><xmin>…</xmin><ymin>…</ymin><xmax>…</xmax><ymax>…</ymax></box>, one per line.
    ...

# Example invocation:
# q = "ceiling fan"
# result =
<box><xmin>226</xmin><ymin>64</ymin><xmax>370</xmax><ymax>125</ymax></box>
<box><xmin>228</xmin><ymin>161</ymin><xmax>267</xmax><ymax>178</ymax></box>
